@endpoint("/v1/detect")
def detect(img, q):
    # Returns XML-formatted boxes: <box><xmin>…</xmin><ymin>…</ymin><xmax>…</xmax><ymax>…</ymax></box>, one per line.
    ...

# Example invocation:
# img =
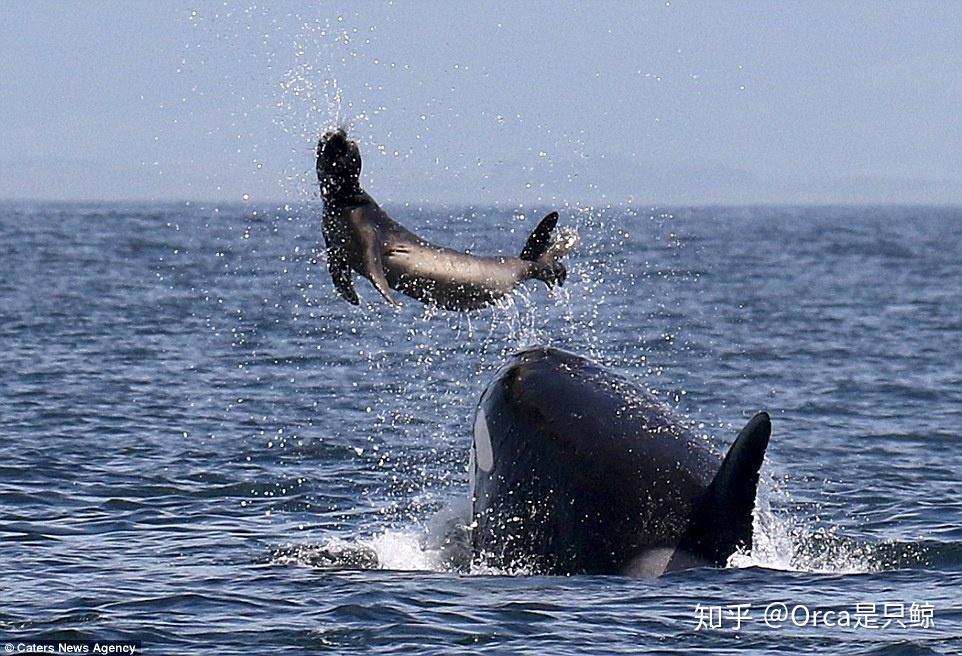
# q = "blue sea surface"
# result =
<box><xmin>0</xmin><ymin>202</ymin><xmax>960</xmax><ymax>654</ymax></box>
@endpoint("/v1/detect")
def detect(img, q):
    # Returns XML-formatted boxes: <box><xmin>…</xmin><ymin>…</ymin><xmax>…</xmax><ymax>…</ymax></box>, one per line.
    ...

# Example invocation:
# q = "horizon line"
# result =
<box><xmin>2</xmin><ymin>197</ymin><xmax>962</xmax><ymax>211</ymax></box>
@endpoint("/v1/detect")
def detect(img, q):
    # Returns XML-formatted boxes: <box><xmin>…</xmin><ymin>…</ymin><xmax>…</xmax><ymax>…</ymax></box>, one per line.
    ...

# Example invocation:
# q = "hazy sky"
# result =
<box><xmin>2</xmin><ymin>1</ymin><xmax>961</xmax><ymax>206</ymax></box>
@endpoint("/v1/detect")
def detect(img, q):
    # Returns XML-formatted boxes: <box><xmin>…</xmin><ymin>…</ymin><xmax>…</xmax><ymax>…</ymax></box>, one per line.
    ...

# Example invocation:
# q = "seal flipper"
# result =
<box><xmin>519</xmin><ymin>212</ymin><xmax>559</xmax><ymax>261</ymax></box>
<box><xmin>327</xmin><ymin>247</ymin><xmax>359</xmax><ymax>305</ymax></box>
<box><xmin>352</xmin><ymin>217</ymin><xmax>399</xmax><ymax>307</ymax></box>
<box><xmin>668</xmin><ymin>412</ymin><xmax>771</xmax><ymax>570</ymax></box>
<box><xmin>322</xmin><ymin>210</ymin><xmax>360</xmax><ymax>306</ymax></box>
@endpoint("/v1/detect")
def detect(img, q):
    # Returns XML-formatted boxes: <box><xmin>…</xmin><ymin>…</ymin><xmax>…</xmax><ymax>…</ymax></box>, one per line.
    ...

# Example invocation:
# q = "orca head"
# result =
<box><xmin>316</xmin><ymin>129</ymin><xmax>362</xmax><ymax>196</ymax></box>
<box><xmin>470</xmin><ymin>344</ymin><xmax>596</xmax><ymax>484</ymax></box>
<box><xmin>468</xmin><ymin>346</ymin><xmax>590</xmax><ymax>532</ymax></box>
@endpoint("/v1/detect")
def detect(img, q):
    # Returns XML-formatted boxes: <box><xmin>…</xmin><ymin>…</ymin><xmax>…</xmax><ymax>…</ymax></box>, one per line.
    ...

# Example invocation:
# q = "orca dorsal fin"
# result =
<box><xmin>519</xmin><ymin>212</ymin><xmax>559</xmax><ymax>261</ymax></box>
<box><xmin>669</xmin><ymin>412</ymin><xmax>772</xmax><ymax>569</ymax></box>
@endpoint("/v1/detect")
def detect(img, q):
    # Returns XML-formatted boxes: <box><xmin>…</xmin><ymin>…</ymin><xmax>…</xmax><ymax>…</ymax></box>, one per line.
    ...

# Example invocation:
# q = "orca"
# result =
<box><xmin>470</xmin><ymin>346</ymin><xmax>772</xmax><ymax>577</ymax></box>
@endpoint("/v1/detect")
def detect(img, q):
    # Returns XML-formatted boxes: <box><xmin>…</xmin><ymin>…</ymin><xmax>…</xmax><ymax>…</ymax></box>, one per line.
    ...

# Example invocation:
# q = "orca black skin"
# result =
<box><xmin>316</xmin><ymin>129</ymin><xmax>576</xmax><ymax>311</ymax></box>
<box><xmin>471</xmin><ymin>346</ymin><xmax>772</xmax><ymax>577</ymax></box>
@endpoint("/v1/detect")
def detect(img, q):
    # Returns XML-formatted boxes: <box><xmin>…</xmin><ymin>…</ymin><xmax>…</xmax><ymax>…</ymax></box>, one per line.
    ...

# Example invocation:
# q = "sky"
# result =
<box><xmin>1</xmin><ymin>0</ymin><xmax>961</xmax><ymax>206</ymax></box>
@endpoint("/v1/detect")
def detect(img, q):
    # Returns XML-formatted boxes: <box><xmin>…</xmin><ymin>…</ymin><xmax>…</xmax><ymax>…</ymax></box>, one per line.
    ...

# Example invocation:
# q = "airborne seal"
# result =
<box><xmin>316</xmin><ymin>129</ymin><xmax>576</xmax><ymax>311</ymax></box>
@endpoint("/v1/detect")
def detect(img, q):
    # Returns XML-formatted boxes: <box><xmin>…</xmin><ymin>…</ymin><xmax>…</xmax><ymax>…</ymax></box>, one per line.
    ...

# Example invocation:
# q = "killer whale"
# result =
<box><xmin>470</xmin><ymin>346</ymin><xmax>772</xmax><ymax>577</ymax></box>
<box><xmin>316</xmin><ymin>129</ymin><xmax>576</xmax><ymax>311</ymax></box>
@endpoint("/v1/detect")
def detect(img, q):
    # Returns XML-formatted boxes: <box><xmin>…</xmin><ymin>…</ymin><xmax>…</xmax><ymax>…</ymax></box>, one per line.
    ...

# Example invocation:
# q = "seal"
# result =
<box><xmin>316</xmin><ymin>129</ymin><xmax>576</xmax><ymax>311</ymax></box>
<box><xmin>471</xmin><ymin>345</ymin><xmax>772</xmax><ymax>577</ymax></box>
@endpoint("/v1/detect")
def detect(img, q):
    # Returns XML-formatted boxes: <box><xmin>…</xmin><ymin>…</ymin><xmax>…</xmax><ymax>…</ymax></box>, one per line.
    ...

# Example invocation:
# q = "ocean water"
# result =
<box><xmin>0</xmin><ymin>202</ymin><xmax>960</xmax><ymax>654</ymax></box>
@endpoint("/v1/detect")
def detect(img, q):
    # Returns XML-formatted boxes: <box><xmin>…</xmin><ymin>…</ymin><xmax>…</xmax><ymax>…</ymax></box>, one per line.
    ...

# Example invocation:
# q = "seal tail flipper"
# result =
<box><xmin>669</xmin><ymin>412</ymin><xmax>772</xmax><ymax>570</ymax></box>
<box><xmin>519</xmin><ymin>212</ymin><xmax>559</xmax><ymax>261</ymax></box>
<box><xmin>521</xmin><ymin>212</ymin><xmax>578</xmax><ymax>288</ymax></box>
<box><xmin>530</xmin><ymin>229</ymin><xmax>578</xmax><ymax>287</ymax></box>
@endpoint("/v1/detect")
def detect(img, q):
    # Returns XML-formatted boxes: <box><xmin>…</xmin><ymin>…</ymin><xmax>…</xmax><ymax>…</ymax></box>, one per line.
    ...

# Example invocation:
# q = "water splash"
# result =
<box><xmin>730</xmin><ymin>480</ymin><xmax>933</xmax><ymax>575</ymax></box>
<box><xmin>275</xmin><ymin>485</ymin><xmax>939</xmax><ymax>577</ymax></box>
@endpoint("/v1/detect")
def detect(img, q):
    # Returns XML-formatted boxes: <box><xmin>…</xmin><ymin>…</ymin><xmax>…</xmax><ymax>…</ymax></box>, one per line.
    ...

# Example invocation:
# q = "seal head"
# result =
<box><xmin>317</xmin><ymin>129</ymin><xmax>362</xmax><ymax>198</ymax></box>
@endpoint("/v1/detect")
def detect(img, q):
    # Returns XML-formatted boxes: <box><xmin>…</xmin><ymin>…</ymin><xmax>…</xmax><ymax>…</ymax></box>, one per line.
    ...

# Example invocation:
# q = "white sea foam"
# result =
<box><xmin>728</xmin><ymin>483</ymin><xmax>880</xmax><ymax>575</ymax></box>
<box><xmin>280</xmin><ymin>484</ymin><xmax>896</xmax><ymax>578</ymax></box>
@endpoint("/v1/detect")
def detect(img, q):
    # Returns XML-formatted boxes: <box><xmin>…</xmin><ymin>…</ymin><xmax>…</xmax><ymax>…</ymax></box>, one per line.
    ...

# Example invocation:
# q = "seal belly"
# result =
<box><xmin>383</xmin><ymin>244</ymin><xmax>528</xmax><ymax>310</ymax></box>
